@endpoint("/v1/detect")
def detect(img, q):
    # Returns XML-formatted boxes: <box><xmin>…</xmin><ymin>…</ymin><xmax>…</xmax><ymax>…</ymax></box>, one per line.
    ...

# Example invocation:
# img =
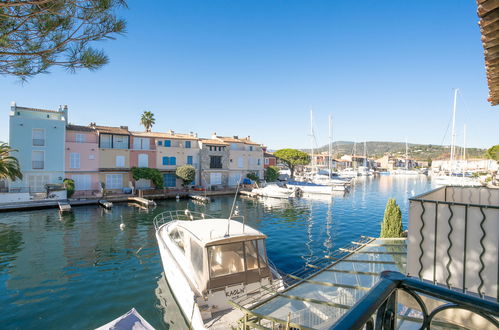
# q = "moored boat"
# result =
<box><xmin>154</xmin><ymin>210</ymin><xmax>283</xmax><ymax>329</ymax></box>
<box><xmin>251</xmin><ymin>184</ymin><xmax>300</xmax><ymax>198</ymax></box>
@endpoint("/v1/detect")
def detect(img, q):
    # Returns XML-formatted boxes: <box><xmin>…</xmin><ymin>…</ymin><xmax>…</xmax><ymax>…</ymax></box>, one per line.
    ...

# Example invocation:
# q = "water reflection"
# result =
<box><xmin>0</xmin><ymin>175</ymin><xmax>432</xmax><ymax>329</ymax></box>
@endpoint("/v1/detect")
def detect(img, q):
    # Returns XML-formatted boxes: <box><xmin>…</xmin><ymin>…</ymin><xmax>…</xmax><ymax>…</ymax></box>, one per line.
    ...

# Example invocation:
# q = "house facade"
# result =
<box><xmin>93</xmin><ymin>125</ymin><xmax>131</xmax><ymax>192</ymax></box>
<box><xmin>9</xmin><ymin>103</ymin><xmax>67</xmax><ymax>192</ymax></box>
<box><xmin>199</xmin><ymin>139</ymin><xmax>229</xmax><ymax>188</ymax></box>
<box><xmin>215</xmin><ymin>135</ymin><xmax>264</xmax><ymax>186</ymax></box>
<box><xmin>262</xmin><ymin>147</ymin><xmax>277</xmax><ymax>168</ymax></box>
<box><xmin>129</xmin><ymin>132</ymin><xmax>157</xmax><ymax>189</ymax></box>
<box><xmin>151</xmin><ymin>131</ymin><xmax>200</xmax><ymax>189</ymax></box>
<box><xmin>65</xmin><ymin>125</ymin><xmax>100</xmax><ymax>195</ymax></box>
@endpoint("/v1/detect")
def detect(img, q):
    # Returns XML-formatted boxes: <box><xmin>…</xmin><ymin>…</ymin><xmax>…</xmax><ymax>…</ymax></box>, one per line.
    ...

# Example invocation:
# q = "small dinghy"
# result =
<box><xmin>95</xmin><ymin>308</ymin><xmax>154</xmax><ymax>330</ymax></box>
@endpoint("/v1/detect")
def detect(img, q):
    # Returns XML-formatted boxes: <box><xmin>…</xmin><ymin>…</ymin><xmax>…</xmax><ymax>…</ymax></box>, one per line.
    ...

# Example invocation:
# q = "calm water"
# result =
<box><xmin>0</xmin><ymin>175</ymin><xmax>432</xmax><ymax>329</ymax></box>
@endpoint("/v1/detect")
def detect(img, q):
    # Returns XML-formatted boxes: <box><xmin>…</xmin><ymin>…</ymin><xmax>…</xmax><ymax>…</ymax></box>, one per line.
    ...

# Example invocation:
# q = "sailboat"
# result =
<box><xmin>288</xmin><ymin>110</ymin><xmax>341</xmax><ymax>194</ymax></box>
<box><xmin>432</xmin><ymin>89</ymin><xmax>482</xmax><ymax>187</ymax></box>
<box><xmin>392</xmin><ymin>139</ymin><xmax>419</xmax><ymax>175</ymax></box>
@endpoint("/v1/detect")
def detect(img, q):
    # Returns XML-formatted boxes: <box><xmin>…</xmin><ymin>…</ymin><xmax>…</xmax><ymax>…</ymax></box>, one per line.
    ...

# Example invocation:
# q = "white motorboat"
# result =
<box><xmin>432</xmin><ymin>175</ymin><xmax>483</xmax><ymax>187</ymax></box>
<box><xmin>251</xmin><ymin>184</ymin><xmax>300</xmax><ymax>198</ymax></box>
<box><xmin>338</xmin><ymin>168</ymin><xmax>360</xmax><ymax>178</ymax></box>
<box><xmin>154</xmin><ymin>210</ymin><xmax>283</xmax><ymax>329</ymax></box>
<box><xmin>287</xmin><ymin>181</ymin><xmax>335</xmax><ymax>195</ymax></box>
<box><xmin>392</xmin><ymin>169</ymin><xmax>419</xmax><ymax>175</ymax></box>
<box><xmin>95</xmin><ymin>308</ymin><xmax>154</xmax><ymax>330</ymax></box>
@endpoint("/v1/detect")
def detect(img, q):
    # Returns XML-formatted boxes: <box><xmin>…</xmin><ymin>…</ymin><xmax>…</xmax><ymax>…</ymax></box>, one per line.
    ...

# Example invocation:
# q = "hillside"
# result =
<box><xmin>306</xmin><ymin>141</ymin><xmax>487</xmax><ymax>160</ymax></box>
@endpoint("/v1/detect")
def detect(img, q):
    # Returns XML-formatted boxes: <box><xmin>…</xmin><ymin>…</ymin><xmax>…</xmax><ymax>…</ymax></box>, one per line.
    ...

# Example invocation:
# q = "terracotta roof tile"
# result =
<box><xmin>201</xmin><ymin>139</ymin><xmax>229</xmax><ymax>146</ymax></box>
<box><xmin>94</xmin><ymin>125</ymin><xmax>130</xmax><ymax>135</ymax></box>
<box><xmin>66</xmin><ymin>124</ymin><xmax>94</xmax><ymax>132</ymax></box>
<box><xmin>130</xmin><ymin>131</ymin><xmax>199</xmax><ymax>140</ymax></box>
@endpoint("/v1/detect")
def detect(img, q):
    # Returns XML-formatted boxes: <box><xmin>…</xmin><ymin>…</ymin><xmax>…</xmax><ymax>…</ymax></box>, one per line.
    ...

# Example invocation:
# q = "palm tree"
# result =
<box><xmin>0</xmin><ymin>143</ymin><xmax>22</xmax><ymax>181</ymax></box>
<box><xmin>140</xmin><ymin>111</ymin><xmax>155</xmax><ymax>132</ymax></box>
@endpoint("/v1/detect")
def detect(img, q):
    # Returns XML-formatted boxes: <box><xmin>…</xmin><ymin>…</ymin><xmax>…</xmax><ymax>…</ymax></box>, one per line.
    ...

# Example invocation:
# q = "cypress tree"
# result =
<box><xmin>380</xmin><ymin>198</ymin><xmax>403</xmax><ymax>238</ymax></box>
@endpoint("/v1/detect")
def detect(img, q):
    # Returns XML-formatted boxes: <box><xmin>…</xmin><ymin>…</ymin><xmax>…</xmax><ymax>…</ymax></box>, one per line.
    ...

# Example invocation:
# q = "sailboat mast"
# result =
<box><xmin>405</xmin><ymin>139</ymin><xmax>409</xmax><ymax>171</ymax></box>
<box><xmin>450</xmin><ymin>89</ymin><xmax>458</xmax><ymax>173</ymax></box>
<box><xmin>310</xmin><ymin>109</ymin><xmax>315</xmax><ymax>170</ymax></box>
<box><xmin>328</xmin><ymin>115</ymin><xmax>332</xmax><ymax>178</ymax></box>
<box><xmin>463</xmin><ymin>124</ymin><xmax>467</xmax><ymax>176</ymax></box>
<box><xmin>364</xmin><ymin>141</ymin><xmax>367</xmax><ymax>167</ymax></box>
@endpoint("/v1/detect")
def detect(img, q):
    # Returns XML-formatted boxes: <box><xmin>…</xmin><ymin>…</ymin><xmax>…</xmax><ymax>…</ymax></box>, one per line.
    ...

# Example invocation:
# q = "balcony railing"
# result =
<box><xmin>332</xmin><ymin>271</ymin><xmax>499</xmax><ymax>330</ymax></box>
<box><xmin>407</xmin><ymin>186</ymin><xmax>498</xmax><ymax>300</ymax></box>
<box><xmin>32</xmin><ymin>161</ymin><xmax>44</xmax><ymax>169</ymax></box>
<box><xmin>32</xmin><ymin>138</ymin><xmax>45</xmax><ymax>146</ymax></box>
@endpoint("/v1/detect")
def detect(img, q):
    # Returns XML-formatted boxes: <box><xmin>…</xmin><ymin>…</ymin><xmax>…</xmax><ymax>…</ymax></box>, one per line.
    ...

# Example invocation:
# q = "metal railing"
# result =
<box><xmin>153</xmin><ymin>210</ymin><xmax>215</xmax><ymax>230</ymax></box>
<box><xmin>332</xmin><ymin>270</ymin><xmax>499</xmax><ymax>330</ymax></box>
<box><xmin>407</xmin><ymin>186</ymin><xmax>498</xmax><ymax>300</ymax></box>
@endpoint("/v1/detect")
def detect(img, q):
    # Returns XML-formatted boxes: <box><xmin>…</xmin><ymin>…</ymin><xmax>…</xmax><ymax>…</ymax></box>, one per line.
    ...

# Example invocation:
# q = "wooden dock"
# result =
<box><xmin>189</xmin><ymin>195</ymin><xmax>210</xmax><ymax>203</ymax></box>
<box><xmin>128</xmin><ymin>197</ymin><xmax>156</xmax><ymax>207</ymax></box>
<box><xmin>58</xmin><ymin>201</ymin><xmax>72</xmax><ymax>213</ymax></box>
<box><xmin>98</xmin><ymin>199</ymin><xmax>113</xmax><ymax>209</ymax></box>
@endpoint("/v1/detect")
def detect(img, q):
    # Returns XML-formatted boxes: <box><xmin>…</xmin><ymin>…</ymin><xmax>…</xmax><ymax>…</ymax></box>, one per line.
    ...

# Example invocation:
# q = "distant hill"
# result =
<box><xmin>304</xmin><ymin>141</ymin><xmax>487</xmax><ymax>160</ymax></box>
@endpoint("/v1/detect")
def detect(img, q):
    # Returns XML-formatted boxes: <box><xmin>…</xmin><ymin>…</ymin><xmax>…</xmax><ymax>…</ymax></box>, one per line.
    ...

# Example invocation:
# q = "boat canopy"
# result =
<box><xmin>175</xmin><ymin>219</ymin><xmax>267</xmax><ymax>247</ymax></box>
<box><xmin>164</xmin><ymin>219</ymin><xmax>272</xmax><ymax>293</ymax></box>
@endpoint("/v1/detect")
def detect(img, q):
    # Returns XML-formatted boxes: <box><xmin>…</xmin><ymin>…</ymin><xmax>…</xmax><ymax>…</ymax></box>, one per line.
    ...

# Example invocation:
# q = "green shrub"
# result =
<box><xmin>176</xmin><ymin>165</ymin><xmax>196</xmax><ymax>186</ymax></box>
<box><xmin>380</xmin><ymin>198</ymin><xmax>403</xmax><ymax>238</ymax></box>
<box><xmin>131</xmin><ymin>167</ymin><xmax>163</xmax><ymax>188</ymax></box>
<box><xmin>264</xmin><ymin>166</ymin><xmax>280</xmax><ymax>182</ymax></box>
<box><xmin>246</xmin><ymin>172</ymin><xmax>259</xmax><ymax>182</ymax></box>
<box><xmin>63</xmin><ymin>178</ymin><xmax>75</xmax><ymax>198</ymax></box>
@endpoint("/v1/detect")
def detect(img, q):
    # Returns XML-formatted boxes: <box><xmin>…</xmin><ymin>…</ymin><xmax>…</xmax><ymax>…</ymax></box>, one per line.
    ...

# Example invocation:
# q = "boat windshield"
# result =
<box><xmin>208</xmin><ymin>239</ymin><xmax>267</xmax><ymax>278</ymax></box>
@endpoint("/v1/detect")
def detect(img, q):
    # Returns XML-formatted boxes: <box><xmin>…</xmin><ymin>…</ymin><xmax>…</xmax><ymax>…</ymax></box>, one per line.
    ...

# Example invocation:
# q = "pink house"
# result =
<box><xmin>65</xmin><ymin>124</ymin><xmax>101</xmax><ymax>195</ymax></box>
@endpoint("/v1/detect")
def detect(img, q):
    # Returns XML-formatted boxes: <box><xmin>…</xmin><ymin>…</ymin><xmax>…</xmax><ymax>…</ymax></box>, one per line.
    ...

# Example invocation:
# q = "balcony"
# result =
<box><xmin>32</xmin><ymin>138</ymin><xmax>45</xmax><ymax>146</ymax></box>
<box><xmin>32</xmin><ymin>161</ymin><xmax>44</xmax><ymax>169</ymax></box>
<box><xmin>332</xmin><ymin>271</ymin><xmax>499</xmax><ymax>329</ymax></box>
<box><xmin>407</xmin><ymin>186</ymin><xmax>498</xmax><ymax>299</ymax></box>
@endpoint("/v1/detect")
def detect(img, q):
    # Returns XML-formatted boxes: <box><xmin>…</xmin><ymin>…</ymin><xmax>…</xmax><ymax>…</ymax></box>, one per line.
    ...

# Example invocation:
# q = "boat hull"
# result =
<box><xmin>156</xmin><ymin>227</ymin><xmax>206</xmax><ymax>329</ymax></box>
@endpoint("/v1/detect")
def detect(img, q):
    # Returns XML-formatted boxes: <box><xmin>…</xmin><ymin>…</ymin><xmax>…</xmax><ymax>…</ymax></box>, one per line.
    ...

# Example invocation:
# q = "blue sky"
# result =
<box><xmin>1</xmin><ymin>1</ymin><xmax>498</xmax><ymax>149</ymax></box>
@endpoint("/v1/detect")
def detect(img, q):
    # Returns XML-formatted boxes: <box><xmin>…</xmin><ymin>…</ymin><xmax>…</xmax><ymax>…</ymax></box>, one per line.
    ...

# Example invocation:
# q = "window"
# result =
<box><xmin>32</xmin><ymin>151</ymin><xmax>44</xmax><ymax>169</ymax></box>
<box><xmin>100</xmin><ymin>134</ymin><xmax>112</xmax><ymax>148</ymax></box>
<box><xmin>264</xmin><ymin>158</ymin><xmax>269</xmax><ymax>165</ymax></box>
<box><xmin>210</xmin><ymin>156</ymin><xmax>222</xmax><ymax>169</ymax></box>
<box><xmin>209</xmin><ymin>146</ymin><xmax>213</xmax><ymax>151</ymax></box>
<box><xmin>105</xmin><ymin>174</ymin><xmax>123</xmax><ymax>189</ymax></box>
<box><xmin>157</xmin><ymin>140</ymin><xmax>163</xmax><ymax>146</ymax></box>
<box><xmin>32</xmin><ymin>128</ymin><xmax>45</xmax><ymax>146</ymax></box>
<box><xmin>208</xmin><ymin>242</ymin><xmax>245</xmax><ymax>278</ymax></box>
<box><xmin>162</xmin><ymin>157</ymin><xmax>169</xmax><ymax>165</ymax></box>
<box><xmin>163</xmin><ymin>173</ymin><xmax>176</xmax><ymax>187</ymax></box>
<box><xmin>237</xmin><ymin>157</ymin><xmax>244</xmax><ymax>168</ymax></box>
<box><xmin>257</xmin><ymin>239</ymin><xmax>268</xmax><ymax>267</ymax></box>
<box><xmin>257</xmin><ymin>159</ymin><xmax>261</xmax><ymax>166</ymax></box>
<box><xmin>185</xmin><ymin>141</ymin><xmax>191</xmax><ymax>148</ymax></box>
<box><xmin>113</xmin><ymin>135</ymin><xmax>129</xmax><ymax>149</ymax></box>
<box><xmin>164</xmin><ymin>140</ymin><xmax>171</xmax><ymax>147</ymax></box>
<box><xmin>72</xmin><ymin>174</ymin><xmax>91</xmax><ymax>190</ymax></box>
<box><xmin>249</xmin><ymin>146</ymin><xmax>253</xmax><ymax>151</ymax></box>
<box><xmin>28</xmin><ymin>175</ymin><xmax>49</xmax><ymax>192</ymax></box>
<box><xmin>187</xmin><ymin>155</ymin><xmax>193</xmax><ymax>165</ymax></box>
<box><xmin>138</xmin><ymin>154</ymin><xmax>148</xmax><ymax>167</ymax></box>
<box><xmin>133</xmin><ymin>137</ymin><xmax>150</xmax><ymax>150</ymax></box>
<box><xmin>116</xmin><ymin>155</ymin><xmax>125</xmax><ymax>167</ymax></box>
<box><xmin>170</xmin><ymin>157</ymin><xmax>176</xmax><ymax>165</ymax></box>
<box><xmin>191</xmin><ymin>239</ymin><xmax>203</xmax><ymax>275</ymax></box>
<box><xmin>210</xmin><ymin>172</ymin><xmax>222</xmax><ymax>185</ymax></box>
<box><xmin>245</xmin><ymin>240</ymin><xmax>259</xmax><ymax>270</ymax></box>
<box><xmin>75</xmin><ymin>134</ymin><xmax>86</xmax><ymax>143</ymax></box>
<box><xmin>70</xmin><ymin>153</ymin><xmax>80</xmax><ymax>169</ymax></box>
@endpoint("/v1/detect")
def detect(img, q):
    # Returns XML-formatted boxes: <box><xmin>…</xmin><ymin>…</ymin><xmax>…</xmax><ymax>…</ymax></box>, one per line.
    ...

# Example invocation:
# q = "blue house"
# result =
<box><xmin>9</xmin><ymin>102</ymin><xmax>67</xmax><ymax>193</ymax></box>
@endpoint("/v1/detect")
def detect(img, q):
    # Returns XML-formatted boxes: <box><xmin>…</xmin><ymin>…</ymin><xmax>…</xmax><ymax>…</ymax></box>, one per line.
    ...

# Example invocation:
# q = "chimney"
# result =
<box><xmin>169</xmin><ymin>129</ymin><xmax>174</xmax><ymax>135</ymax></box>
<box><xmin>233</xmin><ymin>135</ymin><xmax>238</xmax><ymax>139</ymax></box>
<box><xmin>10</xmin><ymin>101</ymin><xmax>17</xmax><ymax>112</ymax></box>
<box><xmin>195</xmin><ymin>133</ymin><xmax>198</xmax><ymax>138</ymax></box>
<box><xmin>120</xmin><ymin>125</ymin><xmax>128</xmax><ymax>130</ymax></box>
<box><xmin>190</xmin><ymin>131</ymin><xmax>193</xmax><ymax>136</ymax></box>
<box><xmin>60</xmin><ymin>104</ymin><xmax>68</xmax><ymax>124</ymax></box>
<box><xmin>212</xmin><ymin>132</ymin><xmax>217</xmax><ymax>138</ymax></box>
<box><xmin>89</xmin><ymin>122</ymin><xmax>96</xmax><ymax>128</ymax></box>
<box><xmin>247</xmin><ymin>136</ymin><xmax>251</xmax><ymax>140</ymax></box>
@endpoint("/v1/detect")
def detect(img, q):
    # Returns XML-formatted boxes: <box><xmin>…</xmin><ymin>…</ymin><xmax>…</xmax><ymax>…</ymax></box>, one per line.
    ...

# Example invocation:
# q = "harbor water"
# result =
<box><xmin>0</xmin><ymin>175</ymin><xmax>432</xmax><ymax>329</ymax></box>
